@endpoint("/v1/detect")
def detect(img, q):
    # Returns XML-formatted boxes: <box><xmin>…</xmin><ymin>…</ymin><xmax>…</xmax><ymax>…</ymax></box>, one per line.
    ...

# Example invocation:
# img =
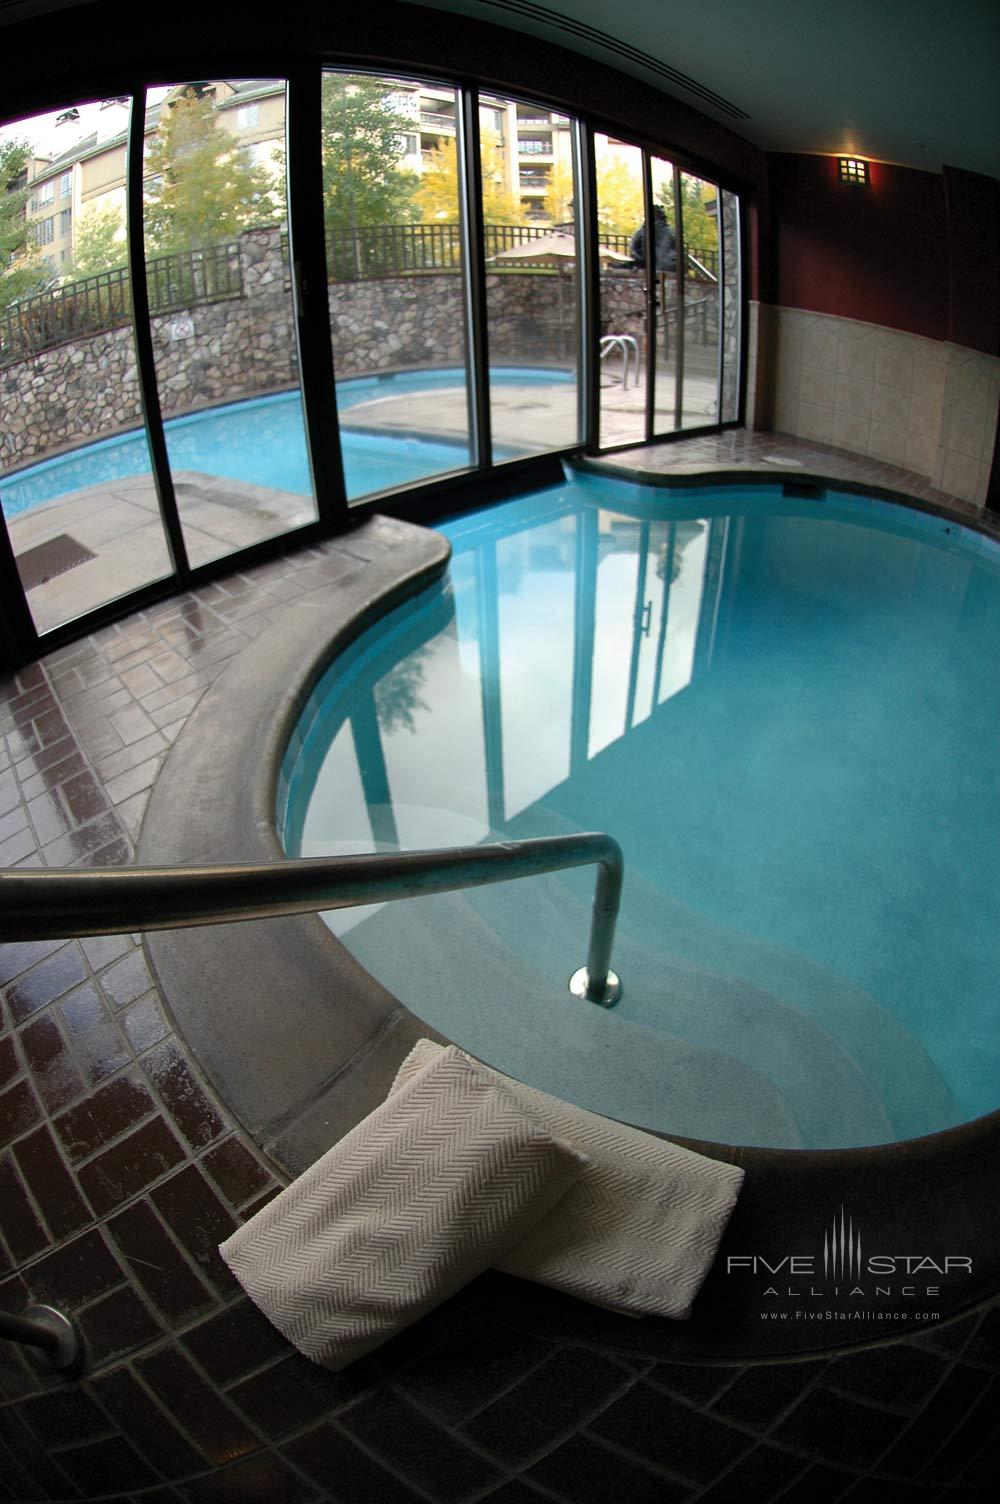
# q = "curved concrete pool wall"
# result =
<box><xmin>140</xmin><ymin>491</ymin><xmax>1000</xmax><ymax>1365</ymax></box>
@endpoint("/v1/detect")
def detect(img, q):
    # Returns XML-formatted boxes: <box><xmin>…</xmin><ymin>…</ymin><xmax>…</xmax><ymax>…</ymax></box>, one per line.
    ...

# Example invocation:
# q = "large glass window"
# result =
<box><xmin>141</xmin><ymin>79</ymin><xmax>317</xmax><ymax>567</ymax></box>
<box><xmin>321</xmin><ymin>70</ymin><xmax>473</xmax><ymax>503</ymax></box>
<box><xmin>0</xmin><ymin>98</ymin><xmax>173</xmax><ymax>635</ymax></box>
<box><xmin>677</xmin><ymin>170</ymin><xmax>722</xmax><ymax>429</ymax></box>
<box><xmin>481</xmin><ymin>93</ymin><xmax>583</xmax><ymax>459</ymax></box>
<box><xmin>594</xmin><ymin>133</ymin><xmax>646</xmax><ymax>449</ymax></box>
<box><xmin>0</xmin><ymin>69</ymin><xmax>742</xmax><ymax>655</ymax></box>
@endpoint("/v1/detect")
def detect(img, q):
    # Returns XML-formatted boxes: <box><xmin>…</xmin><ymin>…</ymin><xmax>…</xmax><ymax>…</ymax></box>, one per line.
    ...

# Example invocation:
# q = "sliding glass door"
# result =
<box><xmin>0</xmin><ymin>97</ymin><xmax>174</xmax><ymax>635</ymax></box>
<box><xmin>593</xmin><ymin>133</ymin><xmax>740</xmax><ymax>449</ymax></box>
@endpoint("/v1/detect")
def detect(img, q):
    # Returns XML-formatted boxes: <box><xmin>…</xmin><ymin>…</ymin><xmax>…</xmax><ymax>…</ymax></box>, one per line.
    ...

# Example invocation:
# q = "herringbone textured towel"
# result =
<box><xmin>390</xmin><ymin>1041</ymin><xmax>744</xmax><ymax>1320</ymax></box>
<box><xmin>219</xmin><ymin>1048</ymin><xmax>588</xmax><ymax>1370</ymax></box>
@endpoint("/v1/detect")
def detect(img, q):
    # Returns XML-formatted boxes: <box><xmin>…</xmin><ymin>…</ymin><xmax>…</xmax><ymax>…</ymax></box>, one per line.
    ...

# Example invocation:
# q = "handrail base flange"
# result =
<box><xmin>568</xmin><ymin>966</ymin><xmax>621</xmax><ymax>1007</ymax></box>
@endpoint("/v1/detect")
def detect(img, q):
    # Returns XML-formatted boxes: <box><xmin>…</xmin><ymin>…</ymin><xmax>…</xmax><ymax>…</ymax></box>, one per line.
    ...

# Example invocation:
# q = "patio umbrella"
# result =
<box><xmin>486</xmin><ymin>233</ymin><xmax>633</xmax><ymax>267</ymax></box>
<box><xmin>487</xmin><ymin>234</ymin><xmax>633</xmax><ymax>356</ymax></box>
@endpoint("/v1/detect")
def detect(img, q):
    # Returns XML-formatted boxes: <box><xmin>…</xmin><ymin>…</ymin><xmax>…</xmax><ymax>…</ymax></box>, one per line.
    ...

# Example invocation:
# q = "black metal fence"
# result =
<box><xmin>0</xmin><ymin>224</ymin><xmax>719</xmax><ymax>367</ymax></box>
<box><xmin>0</xmin><ymin>242</ymin><xmax>243</xmax><ymax>368</ymax></box>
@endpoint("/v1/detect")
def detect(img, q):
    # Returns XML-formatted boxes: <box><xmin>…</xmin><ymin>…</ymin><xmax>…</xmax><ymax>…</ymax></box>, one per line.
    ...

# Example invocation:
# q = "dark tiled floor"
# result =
<box><xmin>1</xmin><ymin>444</ymin><xmax>999</xmax><ymax>1501</ymax></box>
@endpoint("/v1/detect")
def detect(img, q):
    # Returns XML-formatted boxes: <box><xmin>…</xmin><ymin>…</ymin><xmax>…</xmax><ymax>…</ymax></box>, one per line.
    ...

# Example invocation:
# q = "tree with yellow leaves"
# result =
<box><xmin>414</xmin><ymin>131</ymin><xmax>524</xmax><ymax>226</ymax></box>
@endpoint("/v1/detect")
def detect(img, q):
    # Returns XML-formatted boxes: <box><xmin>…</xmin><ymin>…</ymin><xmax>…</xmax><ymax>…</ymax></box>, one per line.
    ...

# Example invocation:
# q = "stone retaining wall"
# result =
<box><xmin>1</xmin><ymin>227</ymin><xmax>617</xmax><ymax>472</ymax></box>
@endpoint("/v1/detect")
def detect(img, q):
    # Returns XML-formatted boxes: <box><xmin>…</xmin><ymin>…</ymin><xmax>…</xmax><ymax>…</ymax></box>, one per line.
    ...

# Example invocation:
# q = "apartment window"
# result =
<box><xmin>33</xmin><ymin>215</ymin><xmax>54</xmax><ymax>245</ymax></box>
<box><xmin>36</xmin><ymin>179</ymin><xmax>54</xmax><ymax>204</ymax></box>
<box><xmin>59</xmin><ymin>207</ymin><xmax>72</xmax><ymax>235</ymax></box>
<box><xmin>519</xmin><ymin>138</ymin><xmax>549</xmax><ymax>154</ymax></box>
<box><xmin>59</xmin><ymin>171</ymin><xmax>71</xmax><ymax>198</ymax></box>
<box><xmin>236</xmin><ymin>103</ymin><xmax>259</xmax><ymax>129</ymax></box>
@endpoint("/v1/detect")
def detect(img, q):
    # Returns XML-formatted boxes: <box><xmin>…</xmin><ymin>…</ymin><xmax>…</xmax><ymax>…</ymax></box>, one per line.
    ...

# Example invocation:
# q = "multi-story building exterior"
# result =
<box><xmin>17</xmin><ymin>76</ymin><xmax>576</xmax><ymax>277</ymax></box>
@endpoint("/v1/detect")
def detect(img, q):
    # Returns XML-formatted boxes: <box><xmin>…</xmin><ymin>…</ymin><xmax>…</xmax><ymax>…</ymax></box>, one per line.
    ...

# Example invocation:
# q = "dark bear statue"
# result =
<box><xmin>629</xmin><ymin>205</ymin><xmax>676</xmax><ymax>271</ymax></box>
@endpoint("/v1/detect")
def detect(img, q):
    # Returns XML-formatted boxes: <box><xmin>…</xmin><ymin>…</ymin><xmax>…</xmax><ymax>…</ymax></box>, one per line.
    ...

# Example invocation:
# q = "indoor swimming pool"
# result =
<box><xmin>279</xmin><ymin>469</ymin><xmax>1000</xmax><ymax>1151</ymax></box>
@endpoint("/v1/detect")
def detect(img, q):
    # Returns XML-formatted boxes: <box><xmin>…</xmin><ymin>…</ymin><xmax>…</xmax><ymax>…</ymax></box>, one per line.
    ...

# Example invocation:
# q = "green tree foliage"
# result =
<box><xmin>0</xmin><ymin>139</ymin><xmax>53</xmax><ymax>310</ymax></box>
<box><xmin>321</xmin><ymin>75</ymin><xmax>419</xmax><ymax>232</ymax></box>
<box><xmin>69</xmin><ymin>204</ymin><xmax>126</xmax><ymax>278</ymax></box>
<box><xmin>658</xmin><ymin>173</ymin><xmax>719</xmax><ymax>260</ymax></box>
<box><xmin>143</xmin><ymin>88</ymin><xmax>280</xmax><ymax>252</ymax></box>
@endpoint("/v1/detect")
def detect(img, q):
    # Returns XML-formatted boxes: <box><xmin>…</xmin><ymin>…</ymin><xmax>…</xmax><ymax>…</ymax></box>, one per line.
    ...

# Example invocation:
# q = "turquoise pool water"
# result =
<box><xmin>0</xmin><ymin>367</ymin><xmax>572</xmax><ymax>518</ymax></box>
<box><xmin>280</xmin><ymin>470</ymin><xmax>1000</xmax><ymax>1149</ymax></box>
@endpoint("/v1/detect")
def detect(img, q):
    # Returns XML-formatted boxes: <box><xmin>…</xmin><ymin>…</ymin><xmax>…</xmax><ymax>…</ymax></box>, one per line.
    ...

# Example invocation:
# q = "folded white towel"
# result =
<box><xmin>391</xmin><ymin>1040</ymin><xmax>744</xmax><ymax>1320</ymax></box>
<box><xmin>219</xmin><ymin>1046</ymin><xmax>588</xmax><ymax>1370</ymax></box>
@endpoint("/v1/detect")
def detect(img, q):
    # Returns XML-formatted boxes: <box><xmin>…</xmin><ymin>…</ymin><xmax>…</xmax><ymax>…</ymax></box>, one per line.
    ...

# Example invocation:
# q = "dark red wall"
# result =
<box><xmin>765</xmin><ymin>153</ymin><xmax>1000</xmax><ymax>358</ymax></box>
<box><xmin>943</xmin><ymin>166</ymin><xmax>1000</xmax><ymax>358</ymax></box>
<box><xmin>766</xmin><ymin>153</ymin><xmax>950</xmax><ymax>340</ymax></box>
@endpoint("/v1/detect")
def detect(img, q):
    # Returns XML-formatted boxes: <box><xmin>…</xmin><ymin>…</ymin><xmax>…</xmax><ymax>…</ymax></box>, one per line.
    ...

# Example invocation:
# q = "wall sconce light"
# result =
<box><xmin>838</xmin><ymin>157</ymin><xmax>869</xmax><ymax>186</ymax></box>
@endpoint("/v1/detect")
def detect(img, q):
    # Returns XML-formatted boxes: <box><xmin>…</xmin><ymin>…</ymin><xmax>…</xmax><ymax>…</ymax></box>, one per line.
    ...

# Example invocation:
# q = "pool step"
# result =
<box><xmin>341</xmin><ymin>887</ymin><xmax>808</xmax><ymax>1148</ymax></box>
<box><xmin>475</xmin><ymin>806</ymin><xmax>958</xmax><ymax>1144</ymax></box>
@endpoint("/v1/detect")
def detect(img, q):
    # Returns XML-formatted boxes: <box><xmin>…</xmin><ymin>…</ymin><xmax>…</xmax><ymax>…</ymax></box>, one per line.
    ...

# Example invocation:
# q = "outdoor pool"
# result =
<box><xmin>279</xmin><ymin>469</ymin><xmax>1000</xmax><ymax>1150</ymax></box>
<box><xmin>0</xmin><ymin>366</ymin><xmax>574</xmax><ymax>519</ymax></box>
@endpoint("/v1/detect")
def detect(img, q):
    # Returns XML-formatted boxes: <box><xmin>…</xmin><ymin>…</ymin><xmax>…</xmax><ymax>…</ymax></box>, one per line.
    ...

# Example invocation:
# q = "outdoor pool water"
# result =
<box><xmin>0</xmin><ymin>367</ymin><xmax>573</xmax><ymax>518</ymax></box>
<box><xmin>279</xmin><ymin>469</ymin><xmax>1000</xmax><ymax>1150</ymax></box>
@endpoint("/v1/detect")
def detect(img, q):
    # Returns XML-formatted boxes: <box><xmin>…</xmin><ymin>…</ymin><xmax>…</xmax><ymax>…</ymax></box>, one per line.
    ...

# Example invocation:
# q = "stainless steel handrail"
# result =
<box><xmin>0</xmin><ymin>833</ymin><xmax>624</xmax><ymax>1005</ymax></box>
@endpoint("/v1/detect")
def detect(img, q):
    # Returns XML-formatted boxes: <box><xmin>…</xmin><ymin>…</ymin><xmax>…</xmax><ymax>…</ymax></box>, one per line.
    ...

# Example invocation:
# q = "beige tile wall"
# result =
<box><xmin>746</xmin><ymin>303</ymin><xmax>999</xmax><ymax>507</ymax></box>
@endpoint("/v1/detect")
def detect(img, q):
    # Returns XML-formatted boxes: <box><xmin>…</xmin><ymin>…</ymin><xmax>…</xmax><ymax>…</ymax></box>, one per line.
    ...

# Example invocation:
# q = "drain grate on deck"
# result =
<box><xmin>16</xmin><ymin>533</ymin><xmax>97</xmax><ymax>591</ymax></box>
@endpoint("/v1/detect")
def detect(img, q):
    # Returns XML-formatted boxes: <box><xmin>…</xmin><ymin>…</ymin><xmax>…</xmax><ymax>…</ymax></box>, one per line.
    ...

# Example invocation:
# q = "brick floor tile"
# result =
<box><xmin>77</xmin><ymin>1284</ymin><xmax>162</xmax><ymax>1365</ymax></box>
<box><xmin>18</xmin><ymin>747</ymin><xmax>88</xmax><ymax>803</ymax></box>
<box><xmin>120</xmin><ymin>663</ymin><xmax>164</xmax><ymax>699</ymax></box>
<box><xmin>0</xmin><ymin>938</ymin><xmax>67</xmax><ymax>988</ymax></box>
<box><xmin>150</xmin><ymin>1164</ymin><xmax>238</xmax><ymax>1296</ymax></box>
<box><xmin>19</xmin><ymin>1227</ymin><xmax>124</xmax><ymax>1309</ymax></box>
<box><xmin>150</xmin><ymin>690</ymin><xmax>206</xmax><ymax>728</ymax></box>
<box><xmin>0</xmin><ymin>1407</ymin><xmax>82</xmax><ymax>1498</ymax></box>
<box><xmin>78</xmin><ymin>1116</ymin><xmax>187</xmax><ymax>1216</ymax></box>
<box><xmin>0</xmin><ymin>1078</ymin><xmax>42</xmax><ymax>1147</ymax></box>
<box><xmin>93</xmin><ymin>729</ymin><xmax>167</xmax><ymax>785</ymax></box>
<box><xmin>120</xmin><ymin>993</ymin><xmax>169</xmax><ymax>1054</ymax></box>
<box><xmin>115</xmin><ymin>787</ymin><xmax>152</xmax><ymax>836</ymax></box>
<box><xmin>136</xmin><ymin>1345</ymin><xmax>261</xmax><ymax>1466</ymax></box>
<box><xmin>0</xmin><ymin>1152</ymin><xmax>49</xmax><ymax>1261</ymax></box>
<box><xmin>107</xmin><ymin>1199</ymin><xmax>216</xmax><ymax>1326</ymax></box>
<box><xmin>19</xmin><ymin>1386</ymin><xmax>112</xmax><ymax>1448</ymax></box>
<box><xmin>92</xmin><ymin>1365</ymin><xmax>205</xmax><ymax>1479</ymax></box>
<box><xmin>228</xmin><ymin>1353</ymin><xmax>358</xmax><ymax>1439</ymax></box>
<box><xmin>0</xmin><ymin>824</ymin><xmax>36</xmax><ymax>865</ymax></box>
<box><xmin>282</xmin><ymin>1421</ymin><xmax>427</xmax><ymax>1502</ymax></box>
<box><xmin>55</xmin><ymin>1073</ymin><xmax>155</xmax><ymax>1161</ymax></box>
<box><xmin>0</xmin><ymin>804</ymin><xmax>29</xmax><ymax>843</ymax></box>
<box><xmin>528</xmin><ymin>1434</ymin><xmax>689</xmax><ymax>1504</ymax></box>
<box><xmin>54</xmin><ymin>1434</ymin><xmax>158</xmax><ymax>1495</ymax></box>
<box><xmin>42</xmin><ymin>809</ymin><xmax>127</xmax><ymax>867</ymax></box>
<box><xmin>200</xmin><ymin>1136</ymin><xmax>272</xmax><ymax>1209</ymax></box>
<box><xmin>179</xmin><ymin>1299</ymin><xmax>289</xmax><ymax>1386</ymax></box>
<box><xmin>20</xmin><ymin>1014</ymin><xmax>87</xmax><ymax>1112</ymax></box>
<box><xmin>108</xmin><ymin>703</ymin><xmax>158</xmax><ymax>747</ymax></box>
<box><xmin>13</xmin><ymin>1125</ymin><xmax>91</xmax><ymax>1240</ymax></box>
<box><xmin>104</xmin><ymin>755</ymin><xmax>164</xmax><ymax>807</ymax></box>
<box><xmin>4</xmin><ymin>943</ymin><xmax>87</xmax><ymax>1024</ymax></box>
<box><xmin>99</xmin><ymin>949</ymin><xmax>154</xmax><ymax>1010</ymax></box>
<box><xmin>144</xmin><ymin>1039</ymin><xmax>226</xmax><ymax>1149</ymax></box>
<box><xmin>79</xmin><ymin>933</ymin><xmax>132</xmax><ymax>971</ymax></box>
<box><xmin>0</xmin><ymin>1036</ymin><xmax>18</xmax><ymax>1091</ymax></box>
<box><xmin>182</xmin><ymin>1450</ymin><xmax>317</xmax><ymax>1503</ymax></box>
<box><xmin>339</xmin><ymin>1389</ymin><xmax>505</xmax><ymax>1502</ymax></box>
